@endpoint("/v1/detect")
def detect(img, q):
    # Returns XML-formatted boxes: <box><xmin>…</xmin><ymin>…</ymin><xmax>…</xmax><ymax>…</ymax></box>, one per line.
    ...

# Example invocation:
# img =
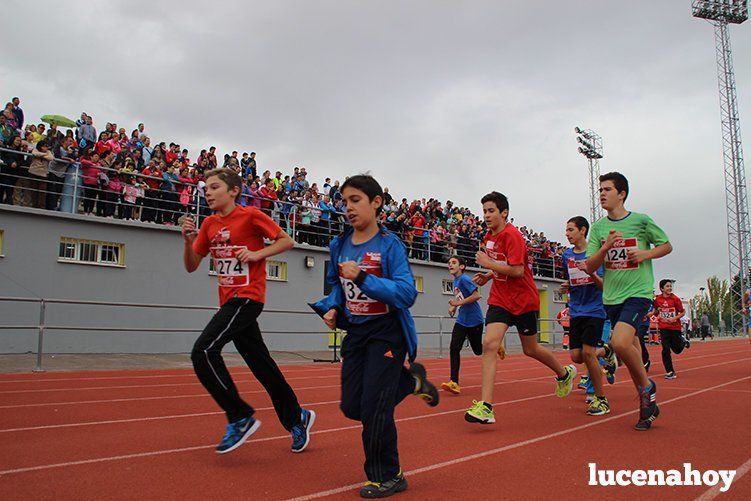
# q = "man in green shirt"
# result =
<box><xmin>585</xmin><ymin>172</ymin><xmax>672</xmax><ymax>431</ymax></box>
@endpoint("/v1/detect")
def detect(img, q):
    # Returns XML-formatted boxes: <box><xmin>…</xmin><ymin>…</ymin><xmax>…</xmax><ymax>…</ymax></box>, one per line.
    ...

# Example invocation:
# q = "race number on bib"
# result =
<box><xmin>210</xmin><ymin>245</ymin><xmax>250</xmax><ymax>287</ymax></box>
<box><xmin>339</xmin><ymin>252</ymin><xmax>389</xmax><ymax>316</ymax></box>
<box><xmin>567</xmin><ymin>258</ymin><xmax>594</xmax><ymax>286</ymax></box>
<box><xmin>659</xmin><ymin>307</ymin><xmax>676</xmax><ymax>320</ymax></box>
<box><xmin>604</xmin><ymin>237</ymin><xmax>639</xmax><ymax>270</ymax></box>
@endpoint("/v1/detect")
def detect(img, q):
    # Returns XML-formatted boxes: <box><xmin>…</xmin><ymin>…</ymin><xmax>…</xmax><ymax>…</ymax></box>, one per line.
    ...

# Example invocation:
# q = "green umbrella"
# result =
<box><xmin>40</xmin><ymin>115</ymin><xmax>77</xmax><ymax>128</ymax></box>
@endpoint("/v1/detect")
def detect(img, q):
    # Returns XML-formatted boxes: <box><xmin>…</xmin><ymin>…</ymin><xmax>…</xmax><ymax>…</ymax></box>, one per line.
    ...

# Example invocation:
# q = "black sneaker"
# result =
<box><xmin>644</xmin><ymin>360</ymin><xmax>651</xmax><ymax>373</ymax></box>
<box><xmin>682</xmin><ymin>335</ymin><xmax>691</xmax><ymax>349</ymax></box>
<box><xmin>635</xmin><ymin>378</ymin><xmax>659</xmax><ymax>431</ymax></box>
<box><xmin>665</xmin><ymin>372</ymin><xmax>677</xmax><ymax>380</ymax></box>
<box><xmin>410</xmin><ymin>363</ymin><xmax>439</xmax><ymax>407</ymax></box>
<box><xmin>360</xmin><ymin>473</ymin><xmax>408</xmax><ymax>498</ymax></box>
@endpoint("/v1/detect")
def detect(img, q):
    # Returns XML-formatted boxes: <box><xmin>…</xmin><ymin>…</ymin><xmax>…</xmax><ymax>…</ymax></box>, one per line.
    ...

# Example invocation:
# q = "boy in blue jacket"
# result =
<box><xmin>311</xmin><ymin>175</ymin><xmax>439</xmax><ymax>499</ymax></box>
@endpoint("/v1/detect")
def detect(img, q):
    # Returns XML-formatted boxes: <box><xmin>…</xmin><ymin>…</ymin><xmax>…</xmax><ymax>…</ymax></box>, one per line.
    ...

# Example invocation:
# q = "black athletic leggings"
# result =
<box><xmin>449</xmin><ymin>323</ymin><xmax>483</xmax><ymax>384</ymax></box>
<box><xmin>659</xmin><ymin>328</ymin><xmax>685</xmax><ymax>374</ymax></box>
<box><xmin>638</xmin><ymin>324</ymin><xmax>650</xmax><ymax>366</ymax></box>
<box><xmin>191</xmin><ymin>298</ymin><xmax>302</xmax><ymax>427</ymax></box>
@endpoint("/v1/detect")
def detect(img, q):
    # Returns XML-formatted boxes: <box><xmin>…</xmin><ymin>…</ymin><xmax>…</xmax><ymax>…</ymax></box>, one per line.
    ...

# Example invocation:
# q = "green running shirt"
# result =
<box><xmin>586</xmin><ymin>212</ymin><xmax>669</xmax><ymax>305</ymax></box>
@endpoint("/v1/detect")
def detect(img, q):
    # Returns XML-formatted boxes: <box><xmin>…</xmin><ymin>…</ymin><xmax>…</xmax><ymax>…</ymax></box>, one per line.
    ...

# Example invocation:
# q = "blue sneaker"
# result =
<box><xmin>216</xmin><ymin>416</ymin><xmax>261</xmax><ymax>454</ymax></box>
<box><xmin>577</xmin><ymin>375</ymin><xmax>590</xmax><ymax>390</ymax></box>
<box><xmin>291</xmin><ymin>408</ymin><xmax>316</xmax><ymax>453</ymax></box>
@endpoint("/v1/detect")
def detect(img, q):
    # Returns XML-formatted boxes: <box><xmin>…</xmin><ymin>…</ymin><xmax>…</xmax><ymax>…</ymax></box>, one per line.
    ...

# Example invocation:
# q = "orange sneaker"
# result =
<box><xmin>441</xmin><ymin>381</ymin><xmax>461</xmax><ymax>394</ymax></box>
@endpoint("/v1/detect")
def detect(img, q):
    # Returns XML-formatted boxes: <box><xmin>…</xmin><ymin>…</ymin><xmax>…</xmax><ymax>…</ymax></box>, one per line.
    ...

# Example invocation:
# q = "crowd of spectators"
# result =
<box><xmin>0</xmin><ymin>96</ymin><xmax>565</xmax><ymax>277</ymax></box>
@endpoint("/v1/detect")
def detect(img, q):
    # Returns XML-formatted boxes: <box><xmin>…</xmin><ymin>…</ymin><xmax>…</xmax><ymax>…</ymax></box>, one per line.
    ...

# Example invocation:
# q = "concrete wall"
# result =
<box><xmin>0</xmin><ymin>205</ymin><xmax>566</xmax><ymax>353</ymax></box>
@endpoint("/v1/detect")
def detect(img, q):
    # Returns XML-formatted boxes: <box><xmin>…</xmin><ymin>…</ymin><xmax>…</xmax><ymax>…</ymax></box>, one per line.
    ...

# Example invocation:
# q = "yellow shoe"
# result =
<box><xmin>497</xmin><ymin>345</ymin><xmax>506</xmax><ymax>360</ymax></box>
<box><xmin>441</xmin><ymin>381</ymin><xmax>461</xmax><ymax>394</ymax></box>
<box><xmin>555</xmin><ymin>364</ymin><xmax>577</xmax><ymax>398</ymax></box>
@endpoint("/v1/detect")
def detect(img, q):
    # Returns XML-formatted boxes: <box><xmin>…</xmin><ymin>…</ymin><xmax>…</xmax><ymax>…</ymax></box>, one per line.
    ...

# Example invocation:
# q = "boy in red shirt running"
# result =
<box><xmin>465</xmin><ymin>192</ymin><xmax>576</xmax><ymax>424</ymax></box>
<box><xmin>649</xmin><ymin>279</ymin><xmax>688</xmax><ymax>379</ymax></box>
<box><xmin>181</xmin><ymin>168</ymin><xmax>314</xmax><ymax>454</ymax></box>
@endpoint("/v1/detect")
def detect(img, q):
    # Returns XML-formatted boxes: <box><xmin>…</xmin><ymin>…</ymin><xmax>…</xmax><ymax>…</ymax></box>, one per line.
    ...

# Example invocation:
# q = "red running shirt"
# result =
<box><xmin>483</xmin><ymin>223</ymin><xmax>539</xmax><ymax>315</ymax></box>
<box><xmin>194</xmin><ymin>206</ymin><xmax>282</xmax><ymax>306</ymax></box>
<box><xmin>653</xmin><ymin>294</ymin><xmax>684</xmax><ymax>331</ymax></box>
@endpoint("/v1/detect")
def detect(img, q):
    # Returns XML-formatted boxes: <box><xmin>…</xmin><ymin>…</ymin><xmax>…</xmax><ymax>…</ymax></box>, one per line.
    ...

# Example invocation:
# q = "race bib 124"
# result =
<box><xmin>604</xmin><ymin>237</ymin><xmax>639</xmax><ymax>270</ymax></box>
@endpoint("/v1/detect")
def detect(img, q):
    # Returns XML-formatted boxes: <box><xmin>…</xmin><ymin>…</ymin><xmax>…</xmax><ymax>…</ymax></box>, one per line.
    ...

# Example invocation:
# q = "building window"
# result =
<box><xmin>208</xmin><ymin>258</ymin><xmax>287</xmax><ymax>282</ymax></box>
<box><xmin>267</xmin><ymin>260</ymin><xmax>287</xmax><ymax>281</ymax></box>
<box><xmin>414</xmin><ymin>275</ymin><xmax>424</xmax><ymax>293</ymax></box>
<box><xmin>58</xmin><ymin>237</ymin><xmax>125</xmax><ymax>267</ymax></box>
<box><xmin>442</xmin><ymin>279</ymin><xmax>454</xmax><ymax>295</ymax></box>
<box><xmin>553</xmin><ymin>290</ymin><xmax>568</xmax><ymax>303</ymax></box>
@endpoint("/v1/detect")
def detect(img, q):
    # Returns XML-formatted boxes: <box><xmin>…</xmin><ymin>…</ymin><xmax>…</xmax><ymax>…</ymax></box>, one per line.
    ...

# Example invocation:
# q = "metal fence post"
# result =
<box><xmin>72</xmin><ymin>162</ymin><xmax>80</xmax><ymax>214</ymax></box>
<box><xmin>33</xmin><ymin>299</ymin><xmax>46</xmax><ymax>372</ymax></box>
<box><xmin>438</xmin><ymin>317</ymin><xmax>443</xmax><ymax>359</ymax></box>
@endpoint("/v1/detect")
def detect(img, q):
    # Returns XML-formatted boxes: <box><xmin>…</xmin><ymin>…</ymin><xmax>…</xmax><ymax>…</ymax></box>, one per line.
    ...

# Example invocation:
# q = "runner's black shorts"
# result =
<box><xmin>485</xmin><ymin>305</ymin><xmax>538</xmax><ymax>336</ymax></box>
<box><xmin>569</xmin><ymin>316</ymin><xmax>606</xmax><ymax>350</ymax></box>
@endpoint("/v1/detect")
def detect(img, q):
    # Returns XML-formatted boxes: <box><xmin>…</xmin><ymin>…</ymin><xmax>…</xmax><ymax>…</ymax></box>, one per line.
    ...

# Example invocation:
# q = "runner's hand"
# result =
<box><xmin>472</xmin><ymin>272</ymin><xmax>490</xmax><ymax>286</ymax></box>
<box><xmin>323</xmin><ymin>309</ymin><xmax>337</xmax><ymax>330</ymax></box>
<box><xmin>627</xmin><ymin>249</ymin><xmax>649</xmax><ymax>264</ymax></box>
<box><xmin>340</xmin><ymin>261</ymin><xmax>361</xmax><ymax>280</ymax></box>
<box><xmin>603</xmin><ymin>229</ymin><xmax>622</xmax><ymax>250</ymax></box>
<box><xmin>448</xmin><ymin>299</ymin><xmax>461</xmax><ymax>307</ymax></box>
<box><xmin>181</xmin><ymin>217</ymin><xmax>197</xmax><ymax>244</ymax></box>
<box><xmin>235</xmin><ymin>249</ymin><xmax>263</xmax><ymax>263</ymax></box>
<box><xmin>448</xmin><ymin>306</ymin><xmax>457</xmax><ymax>317</ymax></box>
<box><xmin>475</xmin><ymin>250</ymin><xmax>493</xmax><ymax>268</ymax></box>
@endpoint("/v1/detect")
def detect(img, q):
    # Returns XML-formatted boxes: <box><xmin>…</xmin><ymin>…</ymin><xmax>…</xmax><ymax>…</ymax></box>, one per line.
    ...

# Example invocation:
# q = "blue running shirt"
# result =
<box><xmin>562</xmin><ymin>247</ymin><xmax>606</xmax><ymax>319</ymax></box>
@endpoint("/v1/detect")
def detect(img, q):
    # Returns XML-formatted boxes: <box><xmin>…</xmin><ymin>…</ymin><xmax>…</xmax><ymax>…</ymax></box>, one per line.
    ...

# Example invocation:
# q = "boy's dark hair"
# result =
<box><xmin>205</xmin><ymin>168</ymin><xmax>242</xmax><ymax>201</ymax></box>
<box><xmin>448</xmin><ymin>255</ymin><xmax>466</xmax><ymax>268</ymax></box>
<box><xmin>341</xmin><ymin>174</ymin><xmax>384</xmax><ymax>214</ymax></box>
<box><xmin>599</xmin><ymin>172</ymin><xmax>629</xmax><ymax>201</ymax></box>
<box><xmin>659</xmin><ymin>279</ymin><xmax>674</xmax><ymax>290</ymax></box>
<box><xmin>567</xmin><ymin>216</ymin><xmax>590</xmax><ymax>236</ymax></box>
<box><xmin>480</xmin><ymin>191</ymin><xmax>509</xmax><ymax>213</ymax></box>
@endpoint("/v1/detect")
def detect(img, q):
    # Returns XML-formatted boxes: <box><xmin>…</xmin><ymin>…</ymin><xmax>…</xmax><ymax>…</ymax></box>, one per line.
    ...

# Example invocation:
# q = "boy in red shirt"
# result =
<box><xmin>649</xmin><ymin>279</ymin><xmax>688</xmax><ymax>379</ymax></box>
<box><xmin>465</xmin><ymin>192</ymin><xmax>576</xmax><ymax>424</ymax></box>
<box><xmin>181</xmin><ymin>168</ymin><xmax>314</xmax><ymax>454</ymax></box>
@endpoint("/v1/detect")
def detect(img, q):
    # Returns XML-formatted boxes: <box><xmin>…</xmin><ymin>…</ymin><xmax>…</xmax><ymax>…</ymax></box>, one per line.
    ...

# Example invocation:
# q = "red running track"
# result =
<box><xmin>0</xmin><ymin>339</ymin><xmax>750</xmax><ymax>500</ymax></box>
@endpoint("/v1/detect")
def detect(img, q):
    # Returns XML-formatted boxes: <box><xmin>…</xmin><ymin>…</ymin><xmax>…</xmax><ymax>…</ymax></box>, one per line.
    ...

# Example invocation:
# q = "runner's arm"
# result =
<box><xmin>255</xmin><ymin>230</ymin><xmax>294</xmax><ymax>259</ymax></box>
<box><xmin>183</xmin><ymin>243</ymin><xmax>203</xmax><ymax>273</ymax></box>
<box><xmin>357</xmin><ymin>240</ymin><xmax>418</xmax><ymax>309</ymax></box>
<box><xmin>585</xmin><ymin>246</ymin><xmax>607</xmax><ymax>275</ymax></box>
<box><xmin>590</xmin><ymin>272</ymin><xmax>604</xmax><ymax>290</ymax></box>
<box><xmin>485</xmin><ymin>260</ymin><xmax>524</xmax><ymax>278</ymax></box>
<box><xmin>453</xmin><ymin>290</ymin><xmax>481</xmax><ymax>306</ymax></box>
<box><xmin>182</xmin><ymin>217</ymin><xmax>203</xmax><ymax>273</ymax></box>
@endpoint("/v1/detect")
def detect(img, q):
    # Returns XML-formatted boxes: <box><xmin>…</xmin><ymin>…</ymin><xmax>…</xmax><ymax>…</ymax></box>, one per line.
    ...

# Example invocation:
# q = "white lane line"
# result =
<box><xmin>0</xmin><ymin>374</ymin><xmax>555</xmax><ymax>432</ymax></box>
<box><xmin>288</xmin><ymin>375</ymin><xmax>751</xmax><ymax>501</ymax></box>
<box><xmin>695</xmin><ymin>457</ymin><xmax>751</xmax><ymax>500</ymax></box>
<box><xmin>0</xmin><ymin>363</ymin><xmax>545</xmax><ymax>395</ymax></box>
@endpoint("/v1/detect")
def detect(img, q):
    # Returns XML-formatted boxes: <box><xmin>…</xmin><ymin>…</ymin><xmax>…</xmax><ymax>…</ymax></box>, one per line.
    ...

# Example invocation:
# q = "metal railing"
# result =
<box><xmin>0</xmin><ymin>296</ymin><xmax>569</xmax><ymax>371</ymax></box>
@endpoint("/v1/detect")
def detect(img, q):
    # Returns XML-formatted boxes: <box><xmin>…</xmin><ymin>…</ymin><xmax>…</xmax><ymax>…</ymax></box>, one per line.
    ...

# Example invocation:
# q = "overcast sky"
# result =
<box><xmin>3</xmin><ymin>0</ymin><xmax>751</xmax><ymax>300</ymax></box>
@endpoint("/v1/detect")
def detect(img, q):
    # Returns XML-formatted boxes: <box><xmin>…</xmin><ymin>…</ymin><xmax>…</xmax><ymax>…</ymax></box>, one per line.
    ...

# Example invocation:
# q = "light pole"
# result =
<box><xmin>575</xmin><ymin>127</ymin><xmax>604</xmax><ymax>224</ymax></box>
<box><xmin>693</xmin><ymin>1</ymin><xmax>749</xmax><ymax>336</ymax></box>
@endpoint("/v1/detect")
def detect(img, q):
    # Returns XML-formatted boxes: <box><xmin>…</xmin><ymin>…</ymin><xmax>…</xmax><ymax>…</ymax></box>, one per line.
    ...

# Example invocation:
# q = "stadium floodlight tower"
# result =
<box><xmin>575</xmin><ymin>127</ymin><xmax>604</xmax><ymax>223</ymax></box>
<box><xmin>693</xmin><ymin>0</ymin><xmax>749</xmax><ymax>334</ymax></box>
